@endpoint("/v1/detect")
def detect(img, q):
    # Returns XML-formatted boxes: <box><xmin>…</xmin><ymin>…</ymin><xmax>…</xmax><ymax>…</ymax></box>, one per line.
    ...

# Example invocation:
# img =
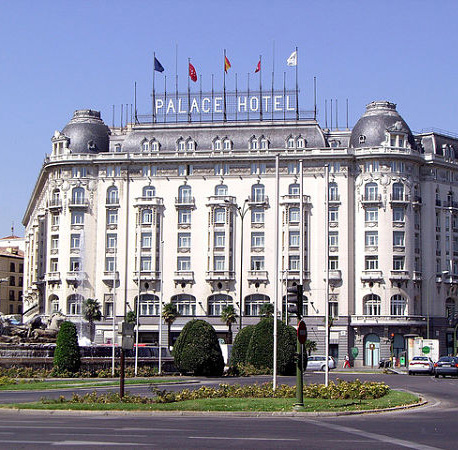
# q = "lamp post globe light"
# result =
<box><xmin>427</xmin><ymin>270</ymin><xmax>449</xmax><ymax>339</ymax></box>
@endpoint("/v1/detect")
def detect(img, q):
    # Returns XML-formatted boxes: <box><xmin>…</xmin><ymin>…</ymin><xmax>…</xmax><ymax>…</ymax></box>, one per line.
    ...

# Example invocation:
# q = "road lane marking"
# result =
<box><xmin>55</xmin><ymin>441</ymin><xmax>151</xmax><ymax>446</ymax></box>
<box><xmin>306</xmin><ymin>420</ymin><xmax>442</xmax><ymax>450</ymax></box>
<box><xmin>189</xmin><ymin>437</ymin><xmax>299</xmax><ymax>441</ymax></box>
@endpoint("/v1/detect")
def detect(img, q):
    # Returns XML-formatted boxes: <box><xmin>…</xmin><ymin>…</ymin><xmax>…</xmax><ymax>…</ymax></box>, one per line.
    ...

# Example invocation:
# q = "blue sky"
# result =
<box><xmin>1</xmin><ymin>0</ymin><xmax>458</xmax><ymax>237</ymax></box>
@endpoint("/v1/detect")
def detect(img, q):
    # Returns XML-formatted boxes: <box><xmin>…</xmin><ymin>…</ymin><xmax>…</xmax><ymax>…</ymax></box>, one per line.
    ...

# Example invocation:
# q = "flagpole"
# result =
<box><xmin>175</xmin><ymin>44</ymin><xmax>178</xmax><ymax>124</ymax></box>
<box><xmin>199</xmin><ymin>75</ymin><xmax>202</xmax><ymax>122</ymax></box>
<box><xmin>247</xmin><ymin>72</ymin><xmax>250</xmax><ymax>122</ymax></box>
<box><xmin>153</xmin><ymin>52</ymin><xmax>156</xmax><ymax>123</ymax></box>
<box><xmin>272</xmin><ymin>41</ymin><xmax>275</xmax><ymax>121</ymax></box>
<box><xmin>223</xmin><ymin>49</ymin><xmax>227</xmax><ymax>122</ymax></box>
<box><xmin>295</xmin><ymin>46</ymin><xmax>299</xmax><ymax>121</ymax></box>
<box><xmin>187</xmin><ymin>58</ymin><xmax>191</xmax><ymax>123</ymax></box>
<box><xmin>283</xmin><ymin>72</ymin><xmax>286</xmax><ymax>121</ymax></box>
<box><xmin>259</xmin><ymin>54</ymin><xmax>263</xmax><ymax>121</ymax></box>
<box><xmin>314</xmin><ymin>76</ymin><xmax>317</xmax><ymax>121</ymax></box>
<box><xmin>134</xmin><ymin>82</ymin><xmax>138</xmax><ymax>124</ymax></box>
<box><xmin>164</xmin><ymin>75</ymin><xmax>167</xmax><ymax>124</ymax></box>
<box><xmin>235</xmin><ymin>73</ymin><xmax>238</xmax><ymax>122</ymax></box>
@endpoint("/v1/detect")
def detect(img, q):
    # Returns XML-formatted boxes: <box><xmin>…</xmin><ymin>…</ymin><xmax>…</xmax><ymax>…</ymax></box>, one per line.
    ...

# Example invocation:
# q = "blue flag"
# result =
<box><xmin>154</xmin><ymin>57</ymin><xmax>164</xmax><ymax>73</ymax></box>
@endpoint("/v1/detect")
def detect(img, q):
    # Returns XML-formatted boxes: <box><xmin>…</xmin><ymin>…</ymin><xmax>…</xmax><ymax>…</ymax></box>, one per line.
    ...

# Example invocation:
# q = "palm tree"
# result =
<box><xmin>83</xmin><ymin>298</ymin><xmax>102</xmax><ymax>343</ymax></box>
<box><xmin>304</xmin><ymin>339</ymin><xmax>317</xmax><ymax>356</ymax></box>
<box><xmin>162</xmin><ymin>303</ymin><xmax>180</xmax><ymax>348</ymax></box>
<box><xmin>220</xmin><ymin>305</ymin><xmax>238</xmax><ymax>344</ymax></box>
<box><xmin>259</xmin><ymin>302</ymin><xmax>274</xmax><ymax>318</ymax></box>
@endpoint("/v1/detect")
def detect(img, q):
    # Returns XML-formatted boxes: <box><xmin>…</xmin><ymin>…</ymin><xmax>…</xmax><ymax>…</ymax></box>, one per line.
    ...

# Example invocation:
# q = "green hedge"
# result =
<box><xmin>246</xmin><ymin>318</ymin><xmax>296</xmax><ymax>375</ymax></box>
<box><xmin>172</xmin><ymin>320</ymin><xmax>224</xmax><ymax>376</ymax></box>
<box><xmin>230</xmin><ymin>325</ymin><xmax>255</xmax><ymax>367</ymax></box>
<box><xmin>53</xmin><ymin>321</ymin><xmax>81</xmax><ymax>374</ymax></box>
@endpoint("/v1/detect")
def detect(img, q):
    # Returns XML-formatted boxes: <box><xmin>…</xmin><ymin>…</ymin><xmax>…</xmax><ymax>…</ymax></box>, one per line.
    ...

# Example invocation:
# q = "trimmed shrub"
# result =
<box><xmin>172</xmin><ymin>319</ymin><xmax>224</xmax><ymax>377</ymax></box>
<box><xmin>53</xmin><ymin>321</ymin><xmax>81</xmax><ymax>374</ymax></box>
<box><xmin>230</xmin><ymin>325</ymin><xmax>255</xmax><ymax>367</ymax></box>
<box><xmin>246</xmin><ymin>318</ymin><xmax>296</xmax><ymax>375</ymax></box>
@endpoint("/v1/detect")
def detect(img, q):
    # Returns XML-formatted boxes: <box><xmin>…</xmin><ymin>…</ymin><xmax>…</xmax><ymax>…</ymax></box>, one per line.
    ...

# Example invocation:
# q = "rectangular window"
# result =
<box><xmin>251</xmin><ymin>209</ymin><xmax>265</xmax><ymax>224</ymax></box>
<box><xmin>114</xmin><ymin>166</ymin><xmax>121</xmax><ymax>177</ymax></box>
<box><xmin>393</xmin><ymin>207</ymin><xmax>405</xmax><ymax>222</ymax></box>
<box><xmin>393</xmin><ymin>256</ymin><xmax>405</xmax><ymax>270</ymax></box>
<box><xmin>107</xmin><ymin>210</ymin><xmax>118</xmax><ymax>225</ymax></box>
<box><xmin>393</xmin><ymin>231</ymin><xmax>405</xmax><ymax>247</ymax></box>
<box><xmin>287</xmin><ymin>163</ymin><xmax>298</xmax><ymax>174</ymax></box>
<box><xmin>178</xmin><ymin>233</ymin><xmax>191</xmax><ymax>249</ymax></box>
<box><xmin>329</xmin><ymin>207</ymin><xmax>339</xmax><ymax>223</ymax></box>
<box><xmin>251</xmin><ymin>256</ymin><xmax>265</xmax><ymax>271</ymax></box>
<box><xmin>51</xmin><ymin>214</ymin><xmax>60</xmax><ymax>226</ymax></box>
<box><xmin>289</xmin><ymin>208</ymin><xmax>300</xmax><ymax>223</ymax></box>
<box><xmin>141</xmin><ymin>232</ymin><xmax>152</xmax><ymax>249</ymax></box>
<box><xmin>71</xmin><ymin>211</ymin><xmax>84</xmax><ymax>225</ymax></box>
<box><xmin>140</xmin><ymin>257</ymin><xmax>151</xmax><ymax>271</ymax></box>
<box><xmin>365</xmin><ymin>208</ymin><xmax>378</xmax><ymax>222</ymax></box>
<box><xmin>289</xmin><ymin>255</ymin><xmax>300</xmax><ymax>270</ymax></box>
<box><xmin>51</xmin><ymin>236</ymin><xmax>59</xmax><ymax>250</ymax></box>
<box><xmin>365</xmin><ymin>231</ymin><xmax>378</xmax><ymax>247</ymax></box>
<box><xmin>329</xmin><ymin>231</ymin><xmax>338</xmax><ymax>247</ymax></box>
<box><xmin>329</xmin><ymin>256</ymin><xmax>339</xmax><ymax>270</ymax></box>
<box><xmin>178</xmin><ymin>165</ymin><xmax>192</xmax><ymax>176</ymax></box>
<box><xmin>289</xmin><ymin>231</ymin><xmax>300</xmax><ymax>248</ymax></box>
<box><xmin>177</xmin><ymin>256</ymin><xmax>191</xmax><ymax>271</ymax></box>
<box><xmin>105</xmin><ymin>257</ymin><xmax>115</xmax><ymax>272</ymax></box>
<box><xmin>70</xmin><ymin>234</ymin><xmax>80</xmax><ymax>249</ymax></box>
<box><xmin>106</xmin><ymin>166</ymin><xmax>113</xmax><ymax>177</ymax></box>
<box><xmin>365</xmin><ymin>256</ymin><xmax>378</xmax><ymax>270</ymax></box>
<box><xmin>178</xmin><ymin>209</ymin><xmax>191</xmax><ymax>225</ymax></box>
<box><xmin>214</xmin><ymin>209</ymin><xmax>226</xmax><ymax>224</ymax></box>
<box><xmin>251</xmin><ymin>232</ymin><xmax>265</xmax><ymax>248</ymax></box>
<box><xmin>70</xmin><ymin>258</ymin><xmax>81</xmax><ymax>272</ymax></box>
<box><xmin>50</xmin><ymin>259</ymin><xmax>58</xmax><ymax>272</ymax></box>
<box><xmin>214</xmin><ymin>256</ymin><xmax>225</xmax><ymax>271</ymax></box>
<box><xmin>106</xmin><ymin>234</ymin><xmax>117</xmax><ymax>249</ymax></box>
<box><xmin>214</xmin><ymin>232</ymin><xmax>225</xmax><ymax>248</ymax></box>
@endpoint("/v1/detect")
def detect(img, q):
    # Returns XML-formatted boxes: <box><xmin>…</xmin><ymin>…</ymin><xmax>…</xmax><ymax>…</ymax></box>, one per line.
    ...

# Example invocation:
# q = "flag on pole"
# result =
<box><xmin>224</xmin><ymin>55</ymin><xmax>231</xmax><ymax>73</ymax></box>
<box><xmin>287</xmin><ymin>50</ymin><xmax>297</xmax><ymax>66</ymax></box>
<box><xmin>154</xmin><ymin>57</ymin><xmax>165</xmax><ymax>72</ymax></box>
<box><xmin>255</xmin><ymin>60</ymin><xmax>261</xmax><ymax>73</ymax></box>
<box><xmin>189</xmin><ymin>62</ymin><xmax>197</xmax><ymax>82</ymax></box>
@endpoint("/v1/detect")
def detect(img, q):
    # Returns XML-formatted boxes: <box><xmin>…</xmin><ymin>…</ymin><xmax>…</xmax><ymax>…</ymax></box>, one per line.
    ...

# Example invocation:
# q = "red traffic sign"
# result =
<box><xmin>297</xmin><ymin>320</ymin><xmax>307</xmax><ymax>344</ymax></box>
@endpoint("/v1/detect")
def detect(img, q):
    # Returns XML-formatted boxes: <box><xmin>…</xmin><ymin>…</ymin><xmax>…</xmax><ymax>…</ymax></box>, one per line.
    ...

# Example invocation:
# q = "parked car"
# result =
<box><xmin>434</xmin><ymin>356</ymin><xmax>458</xmax><ymax>378</ymax></box>
<box><xmin>379</xmin><ymin>358</ymin><xmax>391</xmax><ymax>368</ymax></box>
<box><xmin>408</xmin><ymin>356</ymin><xmax>434</xmax><ymax>375</ymax></box>
<box><xmin>306</xmin><ymin>355</ymin><xmax>336</xmax><ymax>371</ymax></box>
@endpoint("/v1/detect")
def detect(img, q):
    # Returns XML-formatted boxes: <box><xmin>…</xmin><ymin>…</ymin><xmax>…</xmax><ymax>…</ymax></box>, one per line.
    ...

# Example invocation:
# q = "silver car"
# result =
<box><xmin>306</xmin><ymin>355</ymin><xmax>336</xmax><ymax>371</ymax></box>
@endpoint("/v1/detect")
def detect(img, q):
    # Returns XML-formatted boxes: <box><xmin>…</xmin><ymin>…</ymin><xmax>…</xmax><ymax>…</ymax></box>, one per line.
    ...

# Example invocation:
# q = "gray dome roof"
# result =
<box><xmin>62</xmin><ymin>110</ymin><xmax>110</xmax><ymax>154</ymax></box>
<box><xmin>350</xmin><ymin>101</ymin><xmax>415</xmax><ymax>149</ymax></box>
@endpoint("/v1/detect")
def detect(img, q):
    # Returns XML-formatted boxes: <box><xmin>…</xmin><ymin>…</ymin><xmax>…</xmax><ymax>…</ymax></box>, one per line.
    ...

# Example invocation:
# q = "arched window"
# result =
<box><xmin>141</xmin><ymin>140</ymin><xmax>149</xmax><ymax>152</ymax></box>
<box><xmin>364</xmin><ymin>294</ymin><xmax>381</xmax><ymax>315</ymax></box>
<box><xmin>214</xmin><ymin>208</ymin><xmax>226</xmax><ymax>224</ymax></box>
<box><xmin>390</xmin><ymin>294</ymin><xmax>406</xmax><ymax>316</ymax></box>
<box><xmin>289</xmin><ymin>207</ymin><xmax>300</xmax><ymax>223</ymax></box>
<box><xmin>249</xmin><ymin>137</ymin><xmax>258</xmax><ymax>150</ymax></box>
<box><xmin>106</xmin><ymin>186</ymin><xmax>119</xmax><ymax>204</ymax></box>
<box><xmin>245</xmin><ymin>294</ymin><xmax>270</xmax><ymax>316</ymax></box>
<box><xmin>392</xmin><ymin>183</ymin><xmax>404</xmax><ymax>201</ymax></box>
<box><xmin>251</xmin><ymin>184</ymin><xmax>265</xmax><ymax>202</ymax></box>
<box><xmin>208</xmin><ymin>294</ymin><xmax>232</xmax><ymax>316</ymax></box>
<box><xmin>178</xmin><ymin>185</ymin><xmax>192</xmax><ymax>202</ymax></box>
<box><xmin>114</xmin><ymin>144</ymin><xmax>122</xmax><ymax>152</ymax></box>
<box><xmin>365</xmin><ymin>182</ymin><xmax>378</xmax><ymax>201</ymax></box>
<box><xmin>52</xmin><ymin>189</ymin><xmax>60</xmax><ymax>205</ymax></box>
<box><xmin>215</xmin><ymin>185</ymin><xmax>228</xmax><ymax>196</ymax></box>
<box><xmin>260</xmin><ymin>138</ymin><xmax>269</xmax><ymax>149</ymax></box>
<box><xmin>289</xmin><ymin>183</ymin><xmax>300</xmax><ymax>195</ymax></box>
<box><xmin>142</xmin><ymin>186</ymin><xmax>156</xmax><ymax>198</ymax></box>
<box><xmin>171</xmin><ymin>294</ymin><xmax>196</xmax><ymax>316</ymax></box>
<box><xmin>67</xmin><ymin>294</ymin><xmax>83</xmax><ymax>316</ymax></box>
<box><xmin>446</xmin><ymin>298</ymin><xmax>456</xmax><ymax>320</ymax></box>
<box><xmin>177</xmin><ymin>139</ymin><xmax>186</xmax><ymax>151</ymax></box>
<box><xmin>329</xmin><ymin>182</ymin><xmax>339</xmax><ymax>201</ymax></box>
<box><xmin>223</xmin><ymin>139</ymin><xmax>232</xmax><ymax>150</ymax></box>
<box><xmin>287</xmin><ymin>137</ymin><xmax>295</xmax><ymax>148</ymax></box>
<box><xmin>137</xmin><ymin>294</ymin><xmax>160</xmax><ymax>316</ymax></box>
<box><xmin>141</xmin><ymin>209</ymin><xmax>153</xmax><ymax>224</ymax></box>
<box><xmin>151</xmin><ymin>140</ymin><xmax>159</xmax><ymax>151</ymax></box>
<box><xmin>49</xmin><ymin>294</ymin><xmax>59</xmax><ymax>313</ymax></box>
<box><xmin>297</xmin><ymin>137</ymin><xmax>306</xmax><ymax>148</ymax></box>
<box><xmin>72</xmin><ymin>187</ymin><xmax>85</xmax><ymax>204</ymax></box>
<box><xmin>214</xmin><ymin>139</ymin><xmax>222</xmax><ymax>151</ymax></box>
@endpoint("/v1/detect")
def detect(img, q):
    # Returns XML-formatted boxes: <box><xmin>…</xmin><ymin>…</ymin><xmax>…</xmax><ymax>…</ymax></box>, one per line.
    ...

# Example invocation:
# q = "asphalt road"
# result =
<box><xmin>0</xmin><ymin>371</ymin><xmax>454</xmax><ymax>449</ymax></box>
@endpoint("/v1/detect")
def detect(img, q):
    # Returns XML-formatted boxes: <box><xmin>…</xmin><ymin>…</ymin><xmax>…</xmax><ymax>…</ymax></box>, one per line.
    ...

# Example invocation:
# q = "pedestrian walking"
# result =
<box><xmin>343</xmin><ymin>354</ymin><xmax>351</xmax><ymax>368</ymax></box>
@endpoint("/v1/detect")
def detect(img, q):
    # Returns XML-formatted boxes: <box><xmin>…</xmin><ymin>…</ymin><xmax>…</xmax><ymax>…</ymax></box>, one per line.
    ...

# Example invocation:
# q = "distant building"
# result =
<box><xmin>0</xmin><ymin>235</ymin><xmax>25</xmax><ymax>252</ymax></box>
<box><xmin>21</xmin><ymin>101</ymin><xmax>458</xmax><ymax>365</ymax></box>
<box><xmin>0</xmin><ymin>246</ymin><xmax>24</xmax><ymax>316</ymax></box>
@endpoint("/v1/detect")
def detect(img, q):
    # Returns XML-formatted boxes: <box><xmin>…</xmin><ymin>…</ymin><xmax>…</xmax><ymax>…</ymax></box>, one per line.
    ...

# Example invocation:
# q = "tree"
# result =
<box><xmin>259</xmin><ymin>302</ymin><xmax>274</xmax><ymax>317</ymax></box>
<box><xmin>125</xmin><ymin>310</ymin><xmax>137</xmax><ymax>325</ymax></box>
<box><xmin>83</xmin><ymin>298</ymin><xmax>102</xmax><ymax>342</ymax></box>
<box><xmin>304</xmin><ymin>339</ymin><xmax>317</xmax><ymax>356</ymax></box>
<box><xmin>230</xmin><ymin>325</ymin><xmax>255</xmax><ymax>367</ymax></box>
<box><xmin>162</xmin><ymin>303</ymin><xmax>180</xmax><ymax>348</ymax></box>
<box><xmin>220</xmin><ymin>305</ymin><xmax>238</xmax><ymax>344</ymax></box>
<box><xmin>53</xmin><ymin>321</ymin><xmax>81</xmax><ymax>374</ymax></box>
<box><xmin>172</xmin><ymin>319</ymin><xmax>224</xmax><ymax>376</ymax></box>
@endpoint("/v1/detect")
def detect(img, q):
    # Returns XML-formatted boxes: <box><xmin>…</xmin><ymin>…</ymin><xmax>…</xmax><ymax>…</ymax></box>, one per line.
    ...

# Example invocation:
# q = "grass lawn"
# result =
<box><xmin>0</xmin><ymin>378</ymin><xmax>186</xmax><ymax>391</ymax></box>
<box><xmin>1</xmin><ymin>390</ymin><xmax>420</xmax><ymax>412</ymax></box>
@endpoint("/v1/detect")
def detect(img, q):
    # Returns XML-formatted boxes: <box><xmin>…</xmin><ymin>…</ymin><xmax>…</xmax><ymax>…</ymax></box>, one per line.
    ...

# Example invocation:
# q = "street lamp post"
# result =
<box><xmin>230</xmin><ymin>199</ymin><xmax>249</xmax><ymax>331</ymax></box>
<box><xmin>427</xmin><ymin>270</ymin><xmax>449</xmax><ymax>339</ymax></box>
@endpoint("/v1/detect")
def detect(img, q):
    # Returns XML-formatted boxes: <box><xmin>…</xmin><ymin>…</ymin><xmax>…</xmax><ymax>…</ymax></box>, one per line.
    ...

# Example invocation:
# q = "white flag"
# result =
<box><xmin>287</xmin><ymin>50</ymin><xmax>297</xmax><ymax>66</ymax></box>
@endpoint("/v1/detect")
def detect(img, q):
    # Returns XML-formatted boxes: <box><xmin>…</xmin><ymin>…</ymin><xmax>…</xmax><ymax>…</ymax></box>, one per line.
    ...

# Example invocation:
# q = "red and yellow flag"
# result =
<box><xmin>224</xmin><ymin>56</ymin><xmax>231</xmax><ymax>73</ymax></box>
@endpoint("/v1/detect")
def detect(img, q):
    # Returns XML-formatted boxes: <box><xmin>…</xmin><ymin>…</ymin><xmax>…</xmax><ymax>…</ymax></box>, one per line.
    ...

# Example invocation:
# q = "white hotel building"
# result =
<box><xmin>22</xmin><ymin>101</ymin><xmax>458</xmax><ymax>365</ymax></box>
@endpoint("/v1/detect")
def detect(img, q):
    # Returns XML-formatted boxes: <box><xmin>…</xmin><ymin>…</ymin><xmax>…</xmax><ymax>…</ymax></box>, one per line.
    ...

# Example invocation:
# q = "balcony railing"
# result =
<box><xmin>247</xmin><ymin>270</ymin><xmax>269</xmax><ymax>282</ymax></box>
<box><xmin>361</xmin><ymin>194</ymin><xmax>382</xmax><ymax>204</ymax></box>
<box><xmin>66</xmin><ymin>271</ymin><xmax>88</xmax><ymax>282</ymax></box>
<box><xmin>280</xmin><ymin>194</ymin><xmax>311</xmax><ymax>205</ymax></box>
<box><xmin>133</xmin><ymin>271</ymin><xmax>161</xmax><ymax>282</ymax></box>
<box><xmin>206</xmin><ymin>270</ymin><xmax>236</xmax><ymax>281</ymax></box>
<box><xmin>247</xmin><ymin>195</ymin><xmax>269</xmax><ymax>206</ymax></box>
<box><xmin>350</xmin><ymin>315</ymin><xmax>426</xmax><ymax>326</ymax></box>
<box><xmin>47</xmin><ymin>199</ymin><xmax>62</xmax><ymax>209</ymax></box>
<box><xmin>68</xmin><ymin>198</ymin><xmax>89</xmax><ymax>208</ymax></box>
<box><xmin>173</xmin><ymin>271</ymin><xmax>195</xmax><ymax>282</ymax></box>
<box><xmin>206</xmin><ymin>195</ymin><xmax>237</xmax><ymax>206</ymax></box>
<box><xmin>328</xmin><ymin>269</ymin><xmax>342</xmax><ymax>281</ymax></box>
<box><xmin>133</xmin><ymin>196</ymin><xmax>164</xmax><ymax>207</ymax></box>
<box><xmin>390</xmin><ymin>270</ymin><xmax>410</xmax><ymax>280</ymax></box>
<box><xmin>46</xmin><ymin>272</ymin><xmax>61</xmax><ymax>282</ymax></box>
<box><xmin>283</xmin><ymin>270</ymin><xmax>310</xmax><ymax>281</ymax></box>
<box><xmin>390</xmin><ymin>194</ymin><xmax>410</xmax><ymax>203</ymax></box>
<box><xmin>361</xmin><ymin>270</ymin><xmax>383</xmax><ymax>281</ymax></box>
<box><xmin>175</xmin><ymin>196</ymin><xmax>195</xmax><ymax>207</ymax></box>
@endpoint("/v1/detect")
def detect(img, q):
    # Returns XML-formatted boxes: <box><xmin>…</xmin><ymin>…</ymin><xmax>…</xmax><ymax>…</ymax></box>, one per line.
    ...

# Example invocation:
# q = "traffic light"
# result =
<box><xmin>287</xmin><ymin>284</ymin><xmax>303</xmax><ymax>319</ymax></box>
